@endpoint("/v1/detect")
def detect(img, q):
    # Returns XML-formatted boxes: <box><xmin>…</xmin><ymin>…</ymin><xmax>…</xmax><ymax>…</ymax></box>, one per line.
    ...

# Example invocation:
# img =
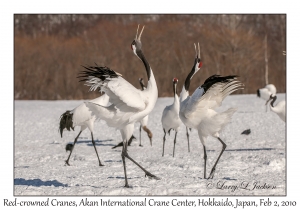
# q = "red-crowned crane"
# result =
<box><xmin>161</xmin><ymin>78</ymin><xmax>181</xmax><ymax>157</ymax></box>
<box><xmin>179</xmin><ymin>43</ymin><xmax>244</xmax><ymax>179</ymax></box>
<box><xmin>59</xmin><ymin>94</ymin><xmax>109</xmax><ymax>166</ymax></box>
<box><xmin>79</xmin><ymin>25</ymin><xmax>159</xmax><ymax>187</ymax></box>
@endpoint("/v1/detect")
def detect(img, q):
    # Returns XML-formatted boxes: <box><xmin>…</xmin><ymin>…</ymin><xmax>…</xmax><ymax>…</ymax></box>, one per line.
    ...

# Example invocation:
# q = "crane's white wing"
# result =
<box><xmin>80</xmin><ymin>66</ymin><xmax>146</xmax><ymax>112</ymax></box>
<box><xmin>183</xmin><ymin>76</ymin><xmax>243</xmax><ymax>118</ymax></box>
<box><xmin>101</xmin><ymin>77</ymin><xmax>146</xmax><ymax>111</ymax></box>
<box><xmin>89</xmin><ymin>94</ymin><xmax>110</xmax><ymax>106</ymax></box>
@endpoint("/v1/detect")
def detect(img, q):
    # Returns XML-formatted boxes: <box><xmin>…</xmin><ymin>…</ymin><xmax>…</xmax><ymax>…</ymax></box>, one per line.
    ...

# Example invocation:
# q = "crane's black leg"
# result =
<box><xmin>91</xmin><ymin>132</ymin><xmax>104</xmax><ymax>166</ymax></box>
<box><xmin>65</xmin><ymin>131</ymin><xmax>82</xmax><ymax>166</ymax></box>
<box><xmin>122</xmin><ymin>148</ymin><xmax>160</xmax><ymax>180</ymax></box>
<box><xmin>139</xmin><ymin>125</ymin><xmax>143</xmax><ymax>147</ymax></box>
<box><xmin>186</xmin><ymin>127</ymin><xmax>190</xmax><ymax>152</ymax></box>
<box><xmin>112</xmin><ymin>135</ymin><xmax>135</xmax><ymax>149</ymax></box>
<box><xmin>203</xmin><ymin>145</ymin><xmax>207</xmax><ymax>179</ymax></box>
<box><xmin>173</xmin><ymin>132</ymin><xmax>177</xmax><ymax>157</ymax></box>
<box><xmin>121</xmin><ymin>139</ymin><xmax>129</xmax><ymax>188</ymax></box>
<box><xmin>162</xmin><ymin>129</ymin><xmax>166</xmax><ymax>157</ymax></box>
<box><xmin>128</xmin><ymin>135</ymin><xmax>135</xmax><ymax>146</ymax></box>
<box><xmin>208</xmin><ymin>137</ymin><xmax>226</xmax><ymax>179</ymax></box>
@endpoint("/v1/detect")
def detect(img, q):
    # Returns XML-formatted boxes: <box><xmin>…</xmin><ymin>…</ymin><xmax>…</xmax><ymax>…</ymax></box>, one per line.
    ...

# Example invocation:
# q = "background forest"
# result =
<box><xmin>14</xmin><ymin>14</ymin><xmax>286</xmax><ymax>100</ymax></box>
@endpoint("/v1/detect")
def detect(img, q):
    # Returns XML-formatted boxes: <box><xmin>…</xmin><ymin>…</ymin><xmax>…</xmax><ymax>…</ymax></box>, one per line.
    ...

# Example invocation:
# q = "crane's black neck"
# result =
<box><xmin>173</xmin><ymin>82</ymin><xmax>177</xmax><ymax>97</ymax></box>
<box><xmin>184</xmin><ymin>66</ymin><xmax>196</xmax><ymax>92</ymax></box>
<box><xmin>136</xmin><ymin>50</ymin><xmax>151</xmax><ymax>81</ymax></box>
<box><xmin>270</xmin><ymin>95</ymin><xmax>277</xmax><ymax>107</ymax></box>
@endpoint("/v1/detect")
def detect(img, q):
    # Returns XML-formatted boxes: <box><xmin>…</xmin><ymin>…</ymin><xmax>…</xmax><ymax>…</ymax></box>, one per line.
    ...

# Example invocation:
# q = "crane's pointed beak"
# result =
<box><xmin>138</xmin><ymin>25</ymin><xmax>145</xmax><ymax>41</ymax></box>
<box><xmin>135</xmin><ymin>24</ymin><xmax>139</xmax><ymax>40</ymax></box>
<box><xmin>115</xmin><ymin>72</ymin><xmax>122</xmax><ymax>77</ymax></box>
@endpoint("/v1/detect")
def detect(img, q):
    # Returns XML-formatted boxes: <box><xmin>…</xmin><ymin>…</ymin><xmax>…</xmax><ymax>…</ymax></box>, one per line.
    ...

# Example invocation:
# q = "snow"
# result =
<box><xmin>13</xmin><ymin>94</ymin><xmax>286</xmax><ymax>196</ymax></box>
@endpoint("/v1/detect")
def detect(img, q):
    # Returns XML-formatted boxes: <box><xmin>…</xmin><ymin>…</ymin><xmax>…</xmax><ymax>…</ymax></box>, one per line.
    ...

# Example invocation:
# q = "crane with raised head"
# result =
<box><xmin>179</xmin><ymin>43</ymin><xmax>244</xmax><ymax>179</ymax></box>
<box><xmin>79</xmin><ymin>25</ymin><xmax>159</xmax><ymax>187</ymax></box>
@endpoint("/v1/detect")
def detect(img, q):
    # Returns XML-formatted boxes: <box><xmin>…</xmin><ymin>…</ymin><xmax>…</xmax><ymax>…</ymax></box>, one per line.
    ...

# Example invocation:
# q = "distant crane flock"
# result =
<box><xmin>59</xmin><ymin>25</ymin><xmax>286</xmax><ymax>187</ymax></box>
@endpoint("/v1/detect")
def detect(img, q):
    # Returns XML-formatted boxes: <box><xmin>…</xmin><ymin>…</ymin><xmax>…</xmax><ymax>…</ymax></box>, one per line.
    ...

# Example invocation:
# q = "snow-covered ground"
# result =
<box><xmin>14</xmin><ymin>94</ymin><xmax>286</xmax><ymax>196</ymax></box>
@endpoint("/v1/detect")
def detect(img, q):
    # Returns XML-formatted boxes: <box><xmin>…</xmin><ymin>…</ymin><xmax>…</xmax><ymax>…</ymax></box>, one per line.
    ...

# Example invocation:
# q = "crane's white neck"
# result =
<box><xmin>180</xmin><ymin>86</ymin><xmax>189</xmax><ymax>103</ymax></box>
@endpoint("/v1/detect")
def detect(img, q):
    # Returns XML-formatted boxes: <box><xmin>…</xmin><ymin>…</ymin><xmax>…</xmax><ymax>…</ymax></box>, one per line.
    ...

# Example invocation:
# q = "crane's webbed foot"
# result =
<box><xmin>65</xmin><ymin>160</ymin><xmax>71</xmax><ymax>166</ymax></box>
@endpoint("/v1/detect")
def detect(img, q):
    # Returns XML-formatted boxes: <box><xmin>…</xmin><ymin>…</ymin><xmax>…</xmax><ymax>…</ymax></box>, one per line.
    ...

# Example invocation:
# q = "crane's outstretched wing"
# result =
<box><xmin>79</xmin><ymin>66</ymin><xmax>146</xmax><ymax>112</ymax></box>
<box><xmin>183</xmin><ymin>75</ymin><xmax>243</xmax><ymax>118</ymax></box>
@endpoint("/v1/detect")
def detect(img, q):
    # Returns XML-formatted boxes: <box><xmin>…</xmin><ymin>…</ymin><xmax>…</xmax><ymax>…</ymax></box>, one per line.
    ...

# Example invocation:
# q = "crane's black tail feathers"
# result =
<box><xmin>257</xmin><ymin>89</ymin><xmax>261</xmax><ymax>97</ymax></box>
<box><xmin>59</xmin><ymin>111</ymin><xmax>74</xmax><ymax>138</ymax></box>
<box><xmin>202</xmin><ymin>75</ymin><xmax>238</xmax><ymax>92</ymax></box>
<box><xmin>78</xmin><ymin>65</ymin><xmax>119</xmax><ymax>82</ymax></box>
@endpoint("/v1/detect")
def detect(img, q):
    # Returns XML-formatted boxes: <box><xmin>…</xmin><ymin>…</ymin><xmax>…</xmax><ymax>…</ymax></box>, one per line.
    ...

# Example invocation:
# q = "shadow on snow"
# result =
<box><xmin>68</xmin><ymin>139</ymin><xmax>115</xmax><ymax>147</ymax></box>
<box><xmin>226</xmin><ymin>148</ymin><xmax>275</xmax><ymax>152</ymax></box>
<box><xmin>14</xmin><ymin>178</ymin><xmax>68</xmax><ymax>187</ymax></box>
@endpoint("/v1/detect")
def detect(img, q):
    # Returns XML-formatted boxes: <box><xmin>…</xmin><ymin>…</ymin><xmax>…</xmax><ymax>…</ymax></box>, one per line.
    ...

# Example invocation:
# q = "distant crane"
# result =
<box><xmin>79</xmin><ymin>25</ymin><xmax>159</xmax><ymax>187</ymax></box>
<box><xmin>59</xmin><ymin>94</ymin><xmax>109</xmax><ymax>166</ymax></box>
<box><xmin>161</xmin><ymin>78</ymin><xmax>181</xmax><ymax>157</ymax></box>
<box><xmin>257</xmin><ymin>84</ymin><xmax>276</xmax><ymax>111</ymax></box>
<box><xmin>179</xmin><ymin>43</ymin><xmax>244</xmax><ymax>179</ymax></box>
<box><xmin>265</xmin><ymin>94</ymin><xmax>286</xmax><ymax>122</ymax></box>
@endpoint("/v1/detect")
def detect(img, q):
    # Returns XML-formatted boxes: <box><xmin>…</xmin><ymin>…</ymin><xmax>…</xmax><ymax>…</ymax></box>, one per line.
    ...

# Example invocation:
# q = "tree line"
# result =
<box><xmin>14</xmin><ymin>14</ymin><xmax>286</xmax><ymax>100</ymax></box>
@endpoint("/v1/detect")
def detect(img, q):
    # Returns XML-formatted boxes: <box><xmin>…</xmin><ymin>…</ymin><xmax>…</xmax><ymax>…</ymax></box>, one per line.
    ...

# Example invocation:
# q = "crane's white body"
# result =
<box><xmin>140</xmin><ymin>115</ymin><xmax>149</xmax><ymax>128</ymax></box>
<box><xmin>270</xmin><ymin>100</ymin><xmax>286</xmax><ymax>122</ymax></box>
<box><xmin>179</xmin><ymin>82</ymin><xmax>238</xmax><ymax>146</ymax></box>
<box><xmin>72</xmin><ymin>94</ymin><xmax>110</xmax><ymax>131</ymax></box>
<box><xmin>162</xmin><ymin>94</ymin><xmax>181</xmax><ymax>133</ymax></box>
<box><xmin>86</xmin><ymin>74</ymin><xmax>157</xmax><ymax>130</ymax></box>
<box><xmin>267</xmin><ymin>95</ymin><xmax>286</xmax><ymax>122</ymax></box>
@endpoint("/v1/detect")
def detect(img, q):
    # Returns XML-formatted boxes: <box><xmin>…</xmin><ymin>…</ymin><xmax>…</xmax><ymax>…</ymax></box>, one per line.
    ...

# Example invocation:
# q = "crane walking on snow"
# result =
<box><xmin>161</xmin><ymin>78</ymin><xmax>181</xmax><ymax>157</ymax></box>
<box><xmin>179</xmin><ymin>43</ymin><xmax>244</xmax><ymax>179</ymax></box>
<box><xmin>79</xmin><ymin>25</ymin><xmax>159</xmax><ymax>187</ymax></box>
<box><xmin>59</xmin><ymin>94</ymin><xmax>109</xmax><ymax>166</ymax></box>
